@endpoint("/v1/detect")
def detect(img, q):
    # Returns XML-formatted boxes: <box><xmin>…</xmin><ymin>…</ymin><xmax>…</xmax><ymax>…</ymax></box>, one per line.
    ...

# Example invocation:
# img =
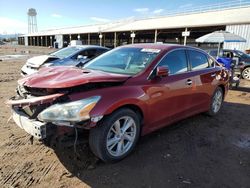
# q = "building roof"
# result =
<box><xmin>22</xmin><ymin>5</ymin><xmax>250</xmax><ymax>37</ymax></box>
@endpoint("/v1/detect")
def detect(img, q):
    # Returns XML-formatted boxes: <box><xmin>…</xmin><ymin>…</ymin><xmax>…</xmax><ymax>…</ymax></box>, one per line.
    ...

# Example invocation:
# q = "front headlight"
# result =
<box><xmin>38</xmin><ymin>96</ymin><xmax>101</xmax><ymax>123</ymax></box>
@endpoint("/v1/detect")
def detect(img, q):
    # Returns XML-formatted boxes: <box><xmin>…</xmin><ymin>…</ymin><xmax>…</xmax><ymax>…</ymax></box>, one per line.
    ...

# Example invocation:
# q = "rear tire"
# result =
<box><xmin>207</xmin><ymin>87</ymin><xmax>224</xmax><ymax>116</ymax></box>
<box><xmin>89</xmin><ymin>108</ymin><xmax>140</xmax><ymax>163</ymax></box>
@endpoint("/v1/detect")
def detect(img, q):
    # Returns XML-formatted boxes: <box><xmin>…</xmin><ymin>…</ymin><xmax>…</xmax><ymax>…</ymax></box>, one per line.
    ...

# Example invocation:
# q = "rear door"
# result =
<box><xmin>186</xmin><ymin>49</ymin><xmax>219</xmax><ymax>111</ymax></box>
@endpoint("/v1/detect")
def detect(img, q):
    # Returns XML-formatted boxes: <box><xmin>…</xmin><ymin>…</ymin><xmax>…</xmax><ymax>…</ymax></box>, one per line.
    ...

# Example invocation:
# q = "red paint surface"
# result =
<box><xmin>6</xmin><ymin>93</ymin><xmax>64</xmax><ymax>107</ymax></box>
<box><xmin>18</xmin><ymin>66</ymin><xmax>130</xmax><ymax>88</ymax></box>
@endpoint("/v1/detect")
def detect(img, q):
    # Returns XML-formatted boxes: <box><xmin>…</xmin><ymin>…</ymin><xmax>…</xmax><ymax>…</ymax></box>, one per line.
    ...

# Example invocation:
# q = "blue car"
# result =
<box><xmin>21</xmin><ymin>45</ymin><xmax>109</xmax><ymax>76</ymax></box>
<box><xmin>207</xmin><ymin>49</ymin><xmax>250</xmax><ymax>80</ymax></box>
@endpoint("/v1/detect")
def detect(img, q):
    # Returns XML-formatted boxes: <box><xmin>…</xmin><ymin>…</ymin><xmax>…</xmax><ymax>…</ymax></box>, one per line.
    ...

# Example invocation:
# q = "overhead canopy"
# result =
<box><xmin>195</xmin><ymin>30</ymin><xmax>247</xmax><ymax>43</ymax></box>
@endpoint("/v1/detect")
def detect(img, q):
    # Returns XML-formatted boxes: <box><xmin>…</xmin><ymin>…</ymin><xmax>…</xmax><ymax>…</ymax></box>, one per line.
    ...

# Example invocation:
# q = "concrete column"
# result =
<box><xmin>40</xmin><ymin>36</ymin><xmax>42</xmax><ymax>46</ymax></box>
<box><xmin>103</xmin><ymin>34</ymin><xmax>105</xmax><ymax>47</ymax></box>
<box><xmin>99</xmin><ymin>33</ymin><xmax>103</xmax><ymax>46</ymax></box>
<box><xmin>154</xmin><ymin>29</ymin><xmax>158</xmax><ymax>43</ymax></box>
<box><xmin>45</xmin><ymin>36</ymin><xmax>48</xmax><ymax>47</ymax></box>
<box><xmin>50</xmin><ymin>36</ymin><xmax>53</xmax><ymax>47</ymax></box>
<box><xmin>36</xmin><ymin>37</ymin><xmax>38</xmax><ymax>46</ymax></box>
<box><xmin>183</xmin><ymin>28</ymin><xmax>188</xmax><ymax>46</ymax></box>
<box><xmin>88</xmin><ymin>33</ymin><xmax>90</xmax><ymax>45</ymax></box>
<box><xmin>130</xmin><ymin>32</ymin><xmax>135</xmax><ymax>44</ymax></box>
<box><xmin>114</xmin><ymin>32</ymin><xmax>117</xmax><ymax>47</ymax></box>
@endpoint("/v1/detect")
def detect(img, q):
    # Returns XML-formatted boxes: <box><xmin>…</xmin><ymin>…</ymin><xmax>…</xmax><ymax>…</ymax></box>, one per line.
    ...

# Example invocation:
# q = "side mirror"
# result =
<box><xmin>77</xmin><ymin>55</ymin><xmax>88</xmax><ymax>60</ymax></box>
<box><xmin>156</xmin><ymin>66</ymin><xmax>169</xmax><ymax>77</ymax></box>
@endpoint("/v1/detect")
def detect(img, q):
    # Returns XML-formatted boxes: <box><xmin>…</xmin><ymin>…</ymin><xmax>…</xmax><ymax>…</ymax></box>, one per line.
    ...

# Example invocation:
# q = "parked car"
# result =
<box><xmin>8</xmin><ymin>44</ymin><xmax>229</xmax><ymax>162</ymax></box>
<box><xmin>21</xmin><ymin>45</ymin><xmax>109</xmax><ymax>76</ymax></box>
<box><xmin>207</xmin><ymin>49</ymin><xmax>250</xmax><ymax>80</ymax></box>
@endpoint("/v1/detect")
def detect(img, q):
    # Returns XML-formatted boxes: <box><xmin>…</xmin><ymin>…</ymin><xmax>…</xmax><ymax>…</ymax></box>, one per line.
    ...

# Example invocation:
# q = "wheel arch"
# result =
<box><xmin>110</xmin><ymin>104</ymin><xmax>144</xmax><ymax>125</ymax></box>
<box><xmin>218</xmin><ymin>84</ymin><xmax>226</xmax><ymax>99</ymax></box>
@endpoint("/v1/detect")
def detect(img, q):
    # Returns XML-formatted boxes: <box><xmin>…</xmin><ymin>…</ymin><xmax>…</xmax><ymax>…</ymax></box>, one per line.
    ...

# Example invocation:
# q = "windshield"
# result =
<box><xmin>51</xmin><ymin>47</ymin><xmax>79</xmax><ymax>59</ymax></box>
<box><xmin>85</xmin><ymin>47</ymin><xmax>160</xmax><ymax>75</ymax></box>
<box><xmin>235</xmin><ymin>50</ymin><xmax>250</xmax><ymax>59</ymax></box>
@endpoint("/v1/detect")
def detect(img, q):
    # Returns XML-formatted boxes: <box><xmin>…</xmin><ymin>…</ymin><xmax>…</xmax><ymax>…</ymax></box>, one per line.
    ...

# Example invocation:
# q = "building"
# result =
<box><xmin>18</xmin><ymin>1</ymin><xmax>250</xmax><ymax>51</ymax></box>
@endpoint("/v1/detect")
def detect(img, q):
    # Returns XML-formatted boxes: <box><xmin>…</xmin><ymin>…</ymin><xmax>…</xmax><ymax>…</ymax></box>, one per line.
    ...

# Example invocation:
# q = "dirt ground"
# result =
<box><xmin>0</xmin><ymin>44</ymin><xmax>249</xmax><ymax>188</ymax></box>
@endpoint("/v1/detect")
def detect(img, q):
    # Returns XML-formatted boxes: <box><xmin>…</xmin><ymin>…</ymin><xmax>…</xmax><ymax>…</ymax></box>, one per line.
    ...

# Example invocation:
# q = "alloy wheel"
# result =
<box><xmin>242</xmin><ymin>68</ymin><xmax>250</xmax><ymax>80</ymax></box>
<box><xmin>212</xmin><ymin>89</ymin><xmax>223</xmax><ymax>113</ymax></box>
<box><xmin>106</xmin><ymin>116</ymin><xmax>136</xmax><ymax>157</ymax></box>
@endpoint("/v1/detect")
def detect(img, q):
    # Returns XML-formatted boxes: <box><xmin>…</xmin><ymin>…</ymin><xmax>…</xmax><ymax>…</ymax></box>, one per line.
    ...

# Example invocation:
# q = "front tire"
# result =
<box><xmin>242</xmin><ymin>67</ymin><xmax>250</xmax><ymax>80</ymax></box>
<box><xmin>207</xmin><ymin>87</ymin><xmax>224</xmax><ymax>116</ymax></box>
<box><xmin>89</xmin><ymin>108</ymin><xmax>140</xmax><ymax>163</ymax></box>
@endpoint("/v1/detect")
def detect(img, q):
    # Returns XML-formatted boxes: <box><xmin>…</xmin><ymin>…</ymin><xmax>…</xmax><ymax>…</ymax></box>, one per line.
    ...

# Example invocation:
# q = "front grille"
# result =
<box><xmin>24</xmin><ymin>86</ymin><xmax>51</xmax><ymax>96</ymax></box>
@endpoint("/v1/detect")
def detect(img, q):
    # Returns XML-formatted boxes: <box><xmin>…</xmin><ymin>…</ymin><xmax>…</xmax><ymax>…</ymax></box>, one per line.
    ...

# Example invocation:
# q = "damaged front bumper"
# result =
<box><xmin>12</xmin><ymin>106</ymin><xmax>47</xmax><ymax>139</ymax></box>
<box><xmin>7</xmin><ymin>92</ymin><xmax>102</xmax><ymax>140</ymax></box>
<box><xmin>7</xmin><ymin>93</ymin><xmax>65</xmax><ymax>140</ymax></box>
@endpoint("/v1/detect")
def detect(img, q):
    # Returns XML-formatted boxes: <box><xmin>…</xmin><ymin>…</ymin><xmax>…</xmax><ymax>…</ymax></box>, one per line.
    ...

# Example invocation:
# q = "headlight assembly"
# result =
<box><xmin>38</xmin><ymin>96</ymin><xmax>101</xmax><ymax>123</ymax></box>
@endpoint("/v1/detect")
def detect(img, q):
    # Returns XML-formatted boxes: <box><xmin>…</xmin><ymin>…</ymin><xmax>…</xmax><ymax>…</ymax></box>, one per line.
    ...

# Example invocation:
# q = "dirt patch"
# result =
<box><xmin>0</xmin><ymin>45</ymin><xmax>249</xmax><ymax>188</ymax></box>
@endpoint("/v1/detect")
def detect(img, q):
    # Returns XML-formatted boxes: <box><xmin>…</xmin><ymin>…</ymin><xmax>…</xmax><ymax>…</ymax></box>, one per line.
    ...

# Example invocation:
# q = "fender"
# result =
<box><xmin>68</xmin><ymin>85</ymin><xmax>150</xmax><ymax>123</ymax></box>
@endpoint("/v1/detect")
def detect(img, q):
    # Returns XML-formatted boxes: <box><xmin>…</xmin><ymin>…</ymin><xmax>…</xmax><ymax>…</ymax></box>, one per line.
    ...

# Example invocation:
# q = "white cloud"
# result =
<box><xmin>90</xmin><ymin>17</ymin><xmax>110</xmax><ymax>22</ymax></box>
<box><xmin>179</xmin><ymin>3</ymin><xmax>193</xmax><ymax>9</ymax></box>
<box><xmin>153</xmin><ymin>9</ymin><xmax>164</xmax><ymax>14</ymax></box>
<box><xmin>51</xmin><ymin>13</ymin><xmax>62</xmax><ymax>18</ymax></box>
<box><xmin>134</xmin><ymin>8</ymin><xmax>149</xmax><ymax>13</ymax></box>
<box><xmin>0</xmin><ymin>17</ymin><xmax>27</xmax><ymax>34</ymax></box>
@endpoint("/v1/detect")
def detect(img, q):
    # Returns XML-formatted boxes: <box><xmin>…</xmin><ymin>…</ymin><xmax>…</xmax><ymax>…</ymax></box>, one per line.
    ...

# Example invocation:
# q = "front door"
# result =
<box><xmin>146</xmin><ymin>49</ymin><xmax>195</xmax><ymax>131</ymax></box>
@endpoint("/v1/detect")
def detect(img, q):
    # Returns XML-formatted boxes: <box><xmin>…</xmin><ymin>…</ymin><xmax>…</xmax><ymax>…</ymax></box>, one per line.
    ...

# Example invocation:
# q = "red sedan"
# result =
<box><xmin>8</xmin><ymin>44</ymin><xmax>229</xmax><ymax>162</ymax></box>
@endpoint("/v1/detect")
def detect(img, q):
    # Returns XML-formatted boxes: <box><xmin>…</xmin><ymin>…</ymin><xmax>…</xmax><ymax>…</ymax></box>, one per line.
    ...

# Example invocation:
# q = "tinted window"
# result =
<box><xmin>189</xmin><ymin>50</ymin><xmax>209</xmax><ymax>70</ymax></box>
<box><xmin>85</xmin><ymin>47</ymin><xmax>159</xmax><ymax>75</ymax></box>
<box><xmin>77</xmin><ymin>49</ymin><xmax>97</xmax><ymax>58</ymax></box>
<box><xmin>158</xmin><ymin>50</ymin><xmax>188</xmax><ymax>75</ymax></box>
<box><xmin>51</xmin><ymin>47</ymin><xmax>79</xmax><ymax>59</ymax></box>
<box><xmin>222</xmin><ymin>51</ymin><xmax>233</xmax><ymax>58</ymax></box>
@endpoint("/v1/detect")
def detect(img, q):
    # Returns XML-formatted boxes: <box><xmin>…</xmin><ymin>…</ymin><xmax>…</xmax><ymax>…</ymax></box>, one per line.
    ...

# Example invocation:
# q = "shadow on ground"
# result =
<box><xmin>51</xmin><ymin>101</ymin><xmax>250</xmax><ymax>188</ymax></box>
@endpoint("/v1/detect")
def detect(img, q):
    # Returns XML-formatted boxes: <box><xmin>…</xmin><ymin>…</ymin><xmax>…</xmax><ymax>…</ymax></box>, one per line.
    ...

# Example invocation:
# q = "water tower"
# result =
<box><xmin>27</xmin><ymin>8</ymin><xmax>38</xmax><ymax>33</ymax></box>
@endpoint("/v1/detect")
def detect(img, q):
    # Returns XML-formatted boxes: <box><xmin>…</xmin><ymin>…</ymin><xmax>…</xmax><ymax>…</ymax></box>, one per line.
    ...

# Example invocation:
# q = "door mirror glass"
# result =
<box><xmin>156</xmin><ymin>66</ymin><xmax>169</xmax><ymax>77</ymax></box>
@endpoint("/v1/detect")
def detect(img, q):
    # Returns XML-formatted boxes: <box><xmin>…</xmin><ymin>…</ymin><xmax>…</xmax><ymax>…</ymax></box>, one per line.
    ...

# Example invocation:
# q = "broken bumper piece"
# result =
<box><xmin>12</xmin><ymin>107</ymin><xmax>47</xmax><ymax>139</ymax></box>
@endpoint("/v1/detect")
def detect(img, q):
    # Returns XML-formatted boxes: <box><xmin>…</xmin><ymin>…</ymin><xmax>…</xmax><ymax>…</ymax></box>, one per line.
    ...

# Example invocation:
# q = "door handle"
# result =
<box><xmin>186</xmin><ymin>79</ymin><xmax>192</xmax><ymax>85</ymax></box>
<box><xmin>211</xmin><ymin>73</ymin><xmax>216</xmax><ymax>77</ymax></box>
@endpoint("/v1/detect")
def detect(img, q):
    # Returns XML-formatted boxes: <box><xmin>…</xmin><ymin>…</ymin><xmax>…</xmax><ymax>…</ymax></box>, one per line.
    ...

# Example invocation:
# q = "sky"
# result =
<box><xmin>0</xmin><ymin>0</ymin><xmax>241</xmax><ymax>34</ymax></box>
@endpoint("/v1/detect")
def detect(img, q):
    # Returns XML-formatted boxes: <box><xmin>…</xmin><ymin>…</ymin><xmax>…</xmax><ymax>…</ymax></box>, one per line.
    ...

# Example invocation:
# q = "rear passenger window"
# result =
<box><xmin>189</xmin><ymin>50</ymin><xmax>209</xmax><ymax>70</ymax></box>
<box><xmin>159</xmin><ymin>50</ymin><xmax>188</xmax><ymax>75</ymax></box>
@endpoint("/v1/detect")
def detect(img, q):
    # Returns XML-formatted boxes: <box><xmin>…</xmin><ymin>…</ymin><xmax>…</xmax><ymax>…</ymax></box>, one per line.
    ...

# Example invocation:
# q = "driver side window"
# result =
<box><xmin>158</xmin><ymin>50</ymin><xmax>188</xmax><ymax>75</ymax></box>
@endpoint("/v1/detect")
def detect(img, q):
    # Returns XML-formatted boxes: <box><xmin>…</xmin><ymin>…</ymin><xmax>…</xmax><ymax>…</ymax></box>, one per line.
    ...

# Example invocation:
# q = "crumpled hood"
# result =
<box><xmin>18</xmin><ymin>66</ymin><xmax>130</xmax><ymax>88</ymax></box>
<box><xmin>26</xmin><ymin>55</ymin><xmax>59</xmax><ymax>68</ymax></box>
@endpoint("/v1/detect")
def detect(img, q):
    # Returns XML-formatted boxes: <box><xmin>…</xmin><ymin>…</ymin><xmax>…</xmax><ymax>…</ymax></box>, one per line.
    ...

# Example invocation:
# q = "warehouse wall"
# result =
<box><xmin>224</xmin><ymin>24</ymin><xmax>250</xmax><ymax>51</ymax></box>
